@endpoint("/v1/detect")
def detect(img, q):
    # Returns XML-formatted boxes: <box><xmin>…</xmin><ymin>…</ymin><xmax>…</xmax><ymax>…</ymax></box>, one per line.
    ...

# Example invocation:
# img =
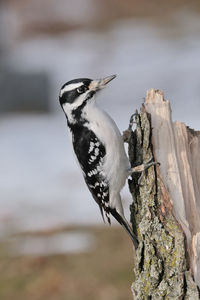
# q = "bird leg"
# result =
<box><xmin>128</xmin><ymin>110</ymin><xmax>139</xmax><ymax>131</ymax></box>
<box><xmin>129</xmin><ymin>158</ymin><xmax>160</xmax><ymax>185</ymax></box>
<box><xmin>126</xmin><ymin>111</ymin><xmax>160</xmax><ymax>184</ymax></box>
<box><xmin>123</xmin><ymin>110</ymin><xmax>139</xmax><ymax>143</ymax></box>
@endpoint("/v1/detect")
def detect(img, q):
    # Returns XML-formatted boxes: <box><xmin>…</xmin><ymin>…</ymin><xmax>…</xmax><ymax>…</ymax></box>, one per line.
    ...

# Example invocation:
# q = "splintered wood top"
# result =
<box><xmin>144</xmin><ymin>88</ymin><xmax>200</xmax><ymax>287</ymax></box>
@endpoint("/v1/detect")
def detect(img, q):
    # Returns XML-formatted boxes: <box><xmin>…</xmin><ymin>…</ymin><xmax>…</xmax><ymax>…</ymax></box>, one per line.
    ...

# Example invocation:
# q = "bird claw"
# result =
<box><xmin>129</xmin><ymin>158</ymin><xmax>160</xmax><ymax>185</ymax></box>
<box><xmin>123</xmin><ymin>111</ymin><xmax>140</xmax><ymax>143</ymax></box>
<box><xmin>128</xmin><ymin>110</ymin><xmax>139</xmax><ymax>130</ymax></box>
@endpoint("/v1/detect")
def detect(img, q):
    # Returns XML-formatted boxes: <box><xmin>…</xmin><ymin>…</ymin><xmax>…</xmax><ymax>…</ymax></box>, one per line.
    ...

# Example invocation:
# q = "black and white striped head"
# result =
<box><xmin>59</xmin><ymin>75</ymin><xmax>116</xmax><ymax>124</ymax></box>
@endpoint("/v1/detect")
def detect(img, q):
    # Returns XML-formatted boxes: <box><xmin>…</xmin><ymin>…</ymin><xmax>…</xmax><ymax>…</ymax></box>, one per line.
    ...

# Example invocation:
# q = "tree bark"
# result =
<box><xmin>125</xmin><ymin>89</ymin><xmax>200</xmax><ymax>299</ymax></box>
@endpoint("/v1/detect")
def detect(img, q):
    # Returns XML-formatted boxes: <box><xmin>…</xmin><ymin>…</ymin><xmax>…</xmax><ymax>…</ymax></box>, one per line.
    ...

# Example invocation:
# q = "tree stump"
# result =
<box><xmin>126</xmin><ymin>89</ymin><xmax>200</xmax><ymax>299</ymax></box>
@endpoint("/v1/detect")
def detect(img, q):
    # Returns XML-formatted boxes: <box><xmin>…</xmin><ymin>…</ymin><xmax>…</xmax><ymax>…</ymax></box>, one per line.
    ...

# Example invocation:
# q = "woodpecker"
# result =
<box><xmin>59</xmin><ymin>75</ymin><xmax>139</xmax><ymax>247</ymax></box>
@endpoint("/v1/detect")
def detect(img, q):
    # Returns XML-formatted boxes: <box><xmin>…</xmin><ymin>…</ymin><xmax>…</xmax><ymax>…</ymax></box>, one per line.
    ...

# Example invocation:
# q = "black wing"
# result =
<box><xmin>71</xmin><ymin>125</ymin><xmax>111</xmax><ymax>223</ymax></box>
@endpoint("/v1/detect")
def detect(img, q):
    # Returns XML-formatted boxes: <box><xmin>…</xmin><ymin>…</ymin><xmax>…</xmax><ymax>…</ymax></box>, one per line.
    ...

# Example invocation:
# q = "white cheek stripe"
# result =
<box><xmin>63</xmin><ymin>93</ymin><xmax>87</xmax><ymax>111</ymax></box>
<box><xmin>62</xmin><ymin>92</ymin><xmax>91</xmax><ymax>123</ymax></box>
<box><xmin>60</xmin><ymin>82</ymin><xmax>83</xmax><ymax>97</ymax></box>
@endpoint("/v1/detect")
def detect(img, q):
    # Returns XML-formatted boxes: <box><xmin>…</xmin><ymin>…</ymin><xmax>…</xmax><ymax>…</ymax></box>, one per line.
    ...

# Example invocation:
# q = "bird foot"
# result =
<box><xmin>129</xmin><ymin>158</ymin><xmax>160</xmax><ymax>185</ymax></box>
<box><xmin>128</xmin><ymin>110</ymin><xmax>139</xmax><ymax>130</ymax></box>
<box><xmin>123</xmin><ymin>110</ymin><xmax>140</xmax><ymax>143</ymax></box>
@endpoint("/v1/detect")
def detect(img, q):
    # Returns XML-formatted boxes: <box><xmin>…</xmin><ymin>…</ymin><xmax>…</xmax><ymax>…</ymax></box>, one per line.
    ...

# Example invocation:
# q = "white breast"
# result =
<box><xmin>82</xmin><ymin>100</ymin><xmax>130</xmax><ymax>194</ymax></box>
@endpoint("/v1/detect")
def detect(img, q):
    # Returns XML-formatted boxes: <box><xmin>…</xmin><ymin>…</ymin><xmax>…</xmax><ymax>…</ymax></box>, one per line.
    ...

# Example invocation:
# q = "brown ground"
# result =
<box><xmin>0</xmin><ymin>226</ymin><xmax>135</xmax><ymax>300</ymax></box>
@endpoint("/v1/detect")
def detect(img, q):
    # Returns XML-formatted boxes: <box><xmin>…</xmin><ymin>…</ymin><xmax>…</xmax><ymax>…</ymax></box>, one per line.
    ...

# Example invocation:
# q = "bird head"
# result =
<box><xmin>59</xmin><ymin>75</ymin><xmax>116</xmax><ymax>117</ymax></box>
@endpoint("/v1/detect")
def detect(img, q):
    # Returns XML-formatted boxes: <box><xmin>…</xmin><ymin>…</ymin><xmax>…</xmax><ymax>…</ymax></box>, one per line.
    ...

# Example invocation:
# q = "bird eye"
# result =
<box><xmin>77</xmin><ymin>85</ymin><xmax>87</xmax><ymax>94</ymax></box>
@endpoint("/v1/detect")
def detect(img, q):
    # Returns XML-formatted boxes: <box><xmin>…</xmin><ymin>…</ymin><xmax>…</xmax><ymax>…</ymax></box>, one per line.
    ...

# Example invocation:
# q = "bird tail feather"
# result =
<box><xmin>109</xmin><ymin>207</ymin><xmax>138</xmax><ymax>249</ymax></box>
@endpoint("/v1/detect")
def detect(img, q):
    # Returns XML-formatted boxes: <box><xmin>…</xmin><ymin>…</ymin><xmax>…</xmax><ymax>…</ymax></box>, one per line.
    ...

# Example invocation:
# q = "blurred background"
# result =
<box><xmin>0</xmin><ymin>0</ymin><xmax>200</xmax><ymax>299</ymax></box>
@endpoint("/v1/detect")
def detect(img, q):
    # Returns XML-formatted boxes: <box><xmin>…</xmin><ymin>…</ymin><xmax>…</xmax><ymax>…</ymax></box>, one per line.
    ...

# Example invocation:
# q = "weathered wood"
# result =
<box><xmin>126</xmin><ymin>89</ymin><xmax>200</xmax><ymax>299</ymax></box>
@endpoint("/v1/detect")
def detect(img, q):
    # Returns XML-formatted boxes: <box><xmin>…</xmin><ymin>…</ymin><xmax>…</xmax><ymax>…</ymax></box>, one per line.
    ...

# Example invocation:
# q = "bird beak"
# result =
<box><xmin>89</xmin><ymin>75</ymin><xmax>116</xmax><ymax>92</ymax></box>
